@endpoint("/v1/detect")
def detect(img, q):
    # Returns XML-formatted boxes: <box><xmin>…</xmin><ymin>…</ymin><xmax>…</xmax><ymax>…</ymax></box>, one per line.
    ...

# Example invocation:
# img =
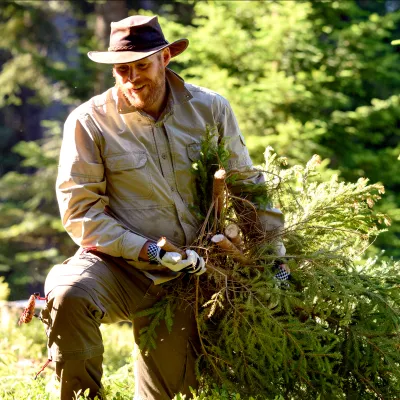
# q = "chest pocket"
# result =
<box><xmin>105</xmin><ymin>152</ymin><xmax>154</xmax><ymax>201</ymax></box>
<box><xmin>187</xmin><ymin>142</ymin><xmax>201</xmax><ymax>162</ymax></box>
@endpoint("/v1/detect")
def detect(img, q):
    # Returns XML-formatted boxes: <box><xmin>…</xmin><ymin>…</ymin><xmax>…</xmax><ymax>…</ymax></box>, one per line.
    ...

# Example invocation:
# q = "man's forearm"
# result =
<box><xmin>138</xmin><ymin>240</ymin><xmax>153</xmax><ymax>261</ymax></box>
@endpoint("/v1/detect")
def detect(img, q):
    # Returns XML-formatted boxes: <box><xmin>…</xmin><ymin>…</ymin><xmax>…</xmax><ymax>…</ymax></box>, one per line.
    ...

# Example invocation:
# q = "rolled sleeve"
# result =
<box><xmin>216</xmin><ymin>98</ymin><xmax>286</xmax><ymax>257</ymax></box>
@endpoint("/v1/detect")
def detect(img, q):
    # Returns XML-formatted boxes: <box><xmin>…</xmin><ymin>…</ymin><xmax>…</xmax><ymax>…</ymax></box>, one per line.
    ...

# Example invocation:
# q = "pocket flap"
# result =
<box><xmin>187</xmin><ymin>142</ymin><xmax>201</xmax><ymax>162</ymax></box>
<box><xmin>106</xmin><ymin>152</ymin><xmax>147</xmax><ymax>171</ymax></box>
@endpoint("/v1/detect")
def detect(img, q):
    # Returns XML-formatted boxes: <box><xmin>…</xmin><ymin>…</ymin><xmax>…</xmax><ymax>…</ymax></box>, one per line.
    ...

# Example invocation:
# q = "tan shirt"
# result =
<box><xmin>57</xmin><ymin>69</ymin><xmax>266</xmax><ymax>284</ymax></box>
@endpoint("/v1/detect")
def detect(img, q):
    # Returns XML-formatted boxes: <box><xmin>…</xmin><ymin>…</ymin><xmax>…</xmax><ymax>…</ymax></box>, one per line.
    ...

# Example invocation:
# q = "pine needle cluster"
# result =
<box><xmin>190</xmin><ymin>125</ymin><xmax>230</xmax><ymax>221</ymax></box>
<box><xmin>139</xmin><ymin>135</ymin><xmax>400</xmax><ymax>399</ymax></box>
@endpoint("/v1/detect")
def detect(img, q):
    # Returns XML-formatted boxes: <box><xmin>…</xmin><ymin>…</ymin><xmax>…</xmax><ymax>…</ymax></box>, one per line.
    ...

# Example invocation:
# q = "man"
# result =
<box><xmin>41</xmin><ymin>15</ymin><xmax>287</xmax><ymax>400</ymax></box>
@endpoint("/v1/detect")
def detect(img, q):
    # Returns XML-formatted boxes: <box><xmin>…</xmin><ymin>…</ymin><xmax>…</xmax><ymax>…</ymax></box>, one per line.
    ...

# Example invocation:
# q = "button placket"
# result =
<box><xmin>152</xmin><ymin>125</ymin><xmax>177</xmax><ymax>192</ymax></box>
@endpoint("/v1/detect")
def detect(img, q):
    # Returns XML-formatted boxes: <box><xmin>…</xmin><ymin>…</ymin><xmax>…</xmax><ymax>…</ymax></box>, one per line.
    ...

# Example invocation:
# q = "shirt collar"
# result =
<box><xmin>116</xmin><ymin>68</ymin><xmax>193</xmax><ymax>115</ymax></box>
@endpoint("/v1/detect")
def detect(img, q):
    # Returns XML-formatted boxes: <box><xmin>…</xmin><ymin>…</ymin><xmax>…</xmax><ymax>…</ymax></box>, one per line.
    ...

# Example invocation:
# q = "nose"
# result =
<box><xmin>128</xmin><ymin>66</ymin><xmax>139</xmax><ymax>82</ymax></box>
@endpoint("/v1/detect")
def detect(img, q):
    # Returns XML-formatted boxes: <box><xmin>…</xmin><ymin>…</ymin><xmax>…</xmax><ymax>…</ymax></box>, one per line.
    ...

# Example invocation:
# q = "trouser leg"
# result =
<box><xmin>41</xmin><ymin>253</ymin><xmax>138</xmax><ymax>400</ymax></box>
<box><xmin>56</xmin><ymin>357</ymin><xmax>103</xmax><ymax>400</ymax></box>
<box><xmin>42</xmin><ymin>252</ymin><xmax>201</xmax><ymax>400</ymax></box>
<box><xmin>42</xmin><ymin>284</ymin><xmax>106</xmax><ymax>400</ymax></box>
<box><xmin>133</xmin><ymin>284</ymin><xmax>200</xmax><ymax>400</ymax></box>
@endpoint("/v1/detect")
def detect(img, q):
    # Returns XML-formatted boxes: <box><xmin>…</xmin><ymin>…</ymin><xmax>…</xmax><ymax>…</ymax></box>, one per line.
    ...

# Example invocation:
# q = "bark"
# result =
<box><xmin>224</xmin><ymin>223</ymin><xmax>243</xmax><ymax>247</ymax></box>
<box><xmin>94</xmin><ymin>0</ymin><xmax>128</xmax><ymax>93</ymax></box>
<box><xmin>211</xmin><ymin>234</ymin><xmax>252</xmax><ymax>265</ymax></box>
<box><xmin>213</xmin><ymin>168</ymin><xmax>226</xmax><ymax>219</ymax></box>
<box><xmin>157</xmin><ymin>237</ymin><xmax>187</xmax><ymax>259</ymax></box>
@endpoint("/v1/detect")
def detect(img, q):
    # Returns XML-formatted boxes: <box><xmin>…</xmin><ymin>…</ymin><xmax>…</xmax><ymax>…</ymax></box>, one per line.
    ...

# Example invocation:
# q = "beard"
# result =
<box><xmin>115</xmin><ymin>63</ymin><xmax>166</xmax><ymax>113</ymax></box>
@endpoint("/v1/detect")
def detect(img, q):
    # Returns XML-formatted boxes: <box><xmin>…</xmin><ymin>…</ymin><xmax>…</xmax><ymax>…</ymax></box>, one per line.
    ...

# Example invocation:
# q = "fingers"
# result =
<box><xmin>161</xmin><ymin>252</ymin><xmax>183</xmax><ymax>264</ymax></box>
<box><xmin>194</xmin><ymin>256</ymin><xmax>206</xmax><ymax>276</ymax></box>
<box><xmin>178</xmin><ymin>250</ymin><xmax>205</xmax><ymax>275</ymax></box>
<box><xmin>159</xmin><ymin>248</ymin><xmax>207</xmax><ymax>275</ymax></box>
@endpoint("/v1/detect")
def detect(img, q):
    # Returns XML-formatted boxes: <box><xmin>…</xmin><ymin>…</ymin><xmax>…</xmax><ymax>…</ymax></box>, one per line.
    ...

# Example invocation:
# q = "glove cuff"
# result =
<box><xmin>147</xmin><ymin>243</ymin><xmax>166</xmax><ymax>264</ymax></box>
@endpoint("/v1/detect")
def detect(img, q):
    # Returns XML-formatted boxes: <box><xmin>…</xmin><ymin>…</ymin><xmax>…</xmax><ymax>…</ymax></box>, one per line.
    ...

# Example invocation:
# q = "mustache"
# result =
<box><xmin>124</xmin><ymin>79</ymin><xmax>151</xmax><ymax>88</ymax></box>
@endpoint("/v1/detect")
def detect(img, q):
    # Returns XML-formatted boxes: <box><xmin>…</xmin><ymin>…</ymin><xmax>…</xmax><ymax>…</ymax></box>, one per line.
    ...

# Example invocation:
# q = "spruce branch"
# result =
<box><xmin>137</xmin><ymin>138</ymin><xmax>399</xmax><ymax>398</ymax></box>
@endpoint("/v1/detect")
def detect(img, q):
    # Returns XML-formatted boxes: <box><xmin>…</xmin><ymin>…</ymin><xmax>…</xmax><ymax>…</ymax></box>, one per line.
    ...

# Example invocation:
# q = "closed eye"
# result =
<box><xmin>115</xmin><ymin>65</ymin><xmax>129</xmax><ymax>74</ymax></box>
<box><xmin>136</xmin><ymin>62</ymin><xmax>150</xmax><ymax>70</ymax></box>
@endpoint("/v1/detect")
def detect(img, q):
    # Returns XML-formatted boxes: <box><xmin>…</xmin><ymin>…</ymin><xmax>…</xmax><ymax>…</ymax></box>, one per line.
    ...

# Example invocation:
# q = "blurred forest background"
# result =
<box><xmin>0</xmin><ymin>0</ymin><xmax>399</xmax><ymax>300</ymax></box>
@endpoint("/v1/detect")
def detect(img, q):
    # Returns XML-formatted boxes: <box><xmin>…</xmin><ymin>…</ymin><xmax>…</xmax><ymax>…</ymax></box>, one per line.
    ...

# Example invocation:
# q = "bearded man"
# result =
<box><xmin>41</xmin><ymin>15</ymin><xmax>288</xmax><ymax>400</ymax></box>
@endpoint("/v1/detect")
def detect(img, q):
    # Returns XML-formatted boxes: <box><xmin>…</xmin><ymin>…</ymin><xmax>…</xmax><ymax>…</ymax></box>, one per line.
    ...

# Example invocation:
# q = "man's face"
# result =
<box><xmin>113</xmin><ymin>50</ymin><xmax>170</xmax><ymax>115</ymax></box>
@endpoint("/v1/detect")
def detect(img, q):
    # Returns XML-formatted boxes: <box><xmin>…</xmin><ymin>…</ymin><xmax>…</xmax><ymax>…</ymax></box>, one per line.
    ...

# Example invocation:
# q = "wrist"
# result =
<box><xmin>138</xmin><ymin>240</ymin><xmax>154</xmax><ymax>261</ymax></box>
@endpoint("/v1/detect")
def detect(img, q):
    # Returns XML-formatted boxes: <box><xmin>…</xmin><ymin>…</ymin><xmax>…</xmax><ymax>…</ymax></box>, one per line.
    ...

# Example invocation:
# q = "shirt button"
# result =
<box><xmin>161</xmin><ymin>153</ymin><xmax>167</xmax><ymax>160</ymax></box>
<box><xmin>171</xmin><ymin>187</ymin><xmax>175</xmax><ymax>192</ymax></box>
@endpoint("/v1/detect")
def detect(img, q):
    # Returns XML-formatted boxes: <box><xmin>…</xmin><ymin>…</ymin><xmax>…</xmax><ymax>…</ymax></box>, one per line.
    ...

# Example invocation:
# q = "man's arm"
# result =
<box><xmin>58</xmin><ymin>111</ymin><xmax>206</xmax><ymax>276</ymax></box>
<box><xmin>216</xmin><ymin>97</ymin><xmax>287</xmax><ymax>260</ymax></box>
<box><xmin>57</xmin><ymin>111</ymin><xmax>148</xmax><ymax>261</ymax></box>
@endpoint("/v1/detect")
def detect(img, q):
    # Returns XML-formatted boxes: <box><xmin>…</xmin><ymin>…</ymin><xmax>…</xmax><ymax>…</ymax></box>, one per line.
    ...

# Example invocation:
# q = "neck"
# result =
<box><xmin>144</xmin><ymin>81</ymin><xmax>168</xmax><ymax>121</ymax></box>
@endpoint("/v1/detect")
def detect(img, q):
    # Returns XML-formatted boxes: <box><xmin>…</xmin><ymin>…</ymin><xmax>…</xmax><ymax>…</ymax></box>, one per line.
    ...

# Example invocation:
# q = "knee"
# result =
<box><xmin>42</xmin><ymin>286</ymin><xmax>105</xmax><ymax>361</ymax></box>
<box><xmin>47</xmin><ymin>285</ymin><xmax>101</xmax><ymax>320</ymax></box>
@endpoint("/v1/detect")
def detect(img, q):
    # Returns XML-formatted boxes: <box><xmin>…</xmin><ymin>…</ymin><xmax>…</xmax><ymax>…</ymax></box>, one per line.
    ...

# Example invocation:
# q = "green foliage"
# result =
<box><xmin>161</xmin><ymin>147</ymin><xmax>399</xmax><ymax>399</ymax></box>
<box><xmin>159</xmin><ymin>0</ymin><xmax>400</xmax><ymax>258</ymax></box>
<box><xmin>0</xmin><ymin>1</ymin><xmax>67</xmax><ymax>107</ymax></box>
<box><xmin>190</xmin><ymin>125</ymin><xmax>230</xmax><ymax>220</ymax></box>
<box><xmin>0</xmin><ymin>277</ymin><xmax>10</xmax><ymax>301</ymax></box>
<box><xmin>133</xmin><ymin>297</ymin><xmax>176</xmax><ymax>352</ymax></box>
<box><xmin>0</xmin><ymin>1</ymin><xmax>98</xmax><ymax>107</ymax></box>
<box><xmin>0</xmin><ymin>122</ymin><xmax>76</xmax><ymax>299</ymax></box>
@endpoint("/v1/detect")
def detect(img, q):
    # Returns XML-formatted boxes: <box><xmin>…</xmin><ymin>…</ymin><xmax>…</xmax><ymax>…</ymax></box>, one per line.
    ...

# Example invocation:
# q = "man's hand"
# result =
<box><xmin>273</xmin><ymin>262</ymin><xmax>290</xmax><ymax>289</ymax></box>
<box><xmin>274</xmin><ymin>263</ymin><xmax>290</xmax><ymax>281</ymax></box>
<box><xmin>147</xmin><ymin>243</ymin><xmax>206</xmax><ymax>276</ymax></box>
<box><xmin>184</xmin><ymin>249</ymin><xmax>207</xmax><ymax>276</ymax></box>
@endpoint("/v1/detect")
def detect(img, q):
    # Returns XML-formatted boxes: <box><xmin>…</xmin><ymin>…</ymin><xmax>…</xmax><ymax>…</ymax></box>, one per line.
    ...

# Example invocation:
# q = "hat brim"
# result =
<box><xmin>87</xmin><ymin>39</ymin><xmax>188</xmax><ymax>64</ymax></box>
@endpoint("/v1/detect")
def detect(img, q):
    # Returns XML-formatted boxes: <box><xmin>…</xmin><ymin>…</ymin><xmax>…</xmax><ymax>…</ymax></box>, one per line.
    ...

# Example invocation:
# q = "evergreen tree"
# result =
<box><xmin>159</xmin><ymin>0</ymin><xmax>400</xmax><ymax>258</ymax></box>
<box><xmin>0</xmin><ymin>0</ymin><xmax>97</xmax><ymax>299</ymax></box>
<box><xmin>138</xmin><ymin>140</ymin><xmax>399</xmax><ymax>399</ymax></box>
<box><xmin>0</xmin><ymin>121</ymin><xmax>77</xmax><ymax>299</ymax></box>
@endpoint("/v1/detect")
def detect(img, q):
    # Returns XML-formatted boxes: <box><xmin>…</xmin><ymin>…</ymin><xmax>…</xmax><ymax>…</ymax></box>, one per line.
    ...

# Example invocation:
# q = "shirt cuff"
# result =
<box><xmin>120</xmin><ymin>231</ymin><xmax>149</xmax><ymax>262</ymax></box>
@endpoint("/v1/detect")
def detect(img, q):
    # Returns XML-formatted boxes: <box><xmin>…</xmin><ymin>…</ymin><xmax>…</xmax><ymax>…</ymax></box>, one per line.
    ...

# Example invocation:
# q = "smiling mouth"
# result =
<box><xmin>131</xmin><ymin>85</ymin><xmax>145</xmax><ymax>93</ymax></box>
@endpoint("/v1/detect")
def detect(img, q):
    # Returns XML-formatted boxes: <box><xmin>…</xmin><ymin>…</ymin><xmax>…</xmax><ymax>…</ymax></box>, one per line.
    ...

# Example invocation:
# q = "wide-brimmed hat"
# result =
<box><xmin>88</xmin><ymin>15</ymin><xmax>188</xmax><ymax>64</ymax></box>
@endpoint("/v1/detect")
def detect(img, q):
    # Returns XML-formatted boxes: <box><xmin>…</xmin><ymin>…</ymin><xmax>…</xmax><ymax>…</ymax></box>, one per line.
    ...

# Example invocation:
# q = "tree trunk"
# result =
<box><xmin>94</xmin><ymin>0</ymin><xmax>128</xmax><ymax>93</ymax></box>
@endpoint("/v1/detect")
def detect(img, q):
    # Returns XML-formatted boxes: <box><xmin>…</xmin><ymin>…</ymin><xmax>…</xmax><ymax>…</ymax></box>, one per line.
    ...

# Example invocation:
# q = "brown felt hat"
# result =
<box><xmin>88</xmin><ymin>15</ymin><xmax>188</xmax><ymax>64</ymax></box>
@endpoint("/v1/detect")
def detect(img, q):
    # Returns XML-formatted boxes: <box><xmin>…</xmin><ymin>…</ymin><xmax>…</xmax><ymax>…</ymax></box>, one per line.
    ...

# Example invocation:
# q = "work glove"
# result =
<box><xmin>273</xmin><ymin>260</ymin><xmax>291</xmax><ymax>287</ymax></box>
<box><xmin>147</xmin><ymin>244</ymin><xmax>206</xmax><ymax>276</ymax></box>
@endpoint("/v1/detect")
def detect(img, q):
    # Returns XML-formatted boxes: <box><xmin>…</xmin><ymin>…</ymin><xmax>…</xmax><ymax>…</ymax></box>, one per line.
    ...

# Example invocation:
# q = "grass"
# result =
<box><xmin>0</xmin><ymin>306</ymin><xmax>277</xmax><ymax>400</ymax></box>
<box><xmin>0</xmin><ymin>306</ymin><xmax>135</xmax><ymax>399</ymax></box>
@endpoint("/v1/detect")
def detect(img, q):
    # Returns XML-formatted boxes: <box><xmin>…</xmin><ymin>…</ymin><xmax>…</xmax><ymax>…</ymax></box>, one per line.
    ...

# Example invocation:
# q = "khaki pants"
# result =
<box><xmin>40</xmin><ymin>251</ymin><xmax>199</xmax><ymax>400</ymax></box>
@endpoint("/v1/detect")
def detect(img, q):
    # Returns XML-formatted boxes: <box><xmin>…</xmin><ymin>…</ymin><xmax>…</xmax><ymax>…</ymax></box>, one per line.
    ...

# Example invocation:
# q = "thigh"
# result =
<box><xmin>45</xmin><ymin>251</ymin><xmax>155</xmax><ymax>324</ymax></box>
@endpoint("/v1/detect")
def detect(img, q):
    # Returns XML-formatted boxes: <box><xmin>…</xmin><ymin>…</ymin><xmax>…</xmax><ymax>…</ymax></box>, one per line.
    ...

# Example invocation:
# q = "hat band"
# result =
<box><xmin>108</xmin><ymin>40</ymin><xmax>168</xmax><ymax>52</ymax></box>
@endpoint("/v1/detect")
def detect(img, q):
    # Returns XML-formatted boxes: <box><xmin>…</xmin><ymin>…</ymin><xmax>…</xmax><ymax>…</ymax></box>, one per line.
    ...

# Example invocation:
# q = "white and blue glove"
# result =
<box><xmin>274</xmin><ymin>261</ymin><xmax>291</xmax><ymax>287</ymax></box>
<box><xmin>274</xmin><ymin>264</ymin><xmax>290</xmax><ymax>281</ymax></box>
<box><xmin>147</xmin><ymin>244</ymin><xmax>206</xmax><ymax>276</ymax></box>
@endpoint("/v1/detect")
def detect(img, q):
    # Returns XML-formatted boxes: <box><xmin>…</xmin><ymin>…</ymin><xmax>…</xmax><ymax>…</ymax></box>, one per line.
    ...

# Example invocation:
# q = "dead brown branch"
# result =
<box><xmin>157</xmin><ymin>237</ymin><xmax>187</xmax><ymax>259</ymax></box>
<box><xmin>213</xmin><ymin>168</ymin><xmax>226</xmax><ymax>219</ymax></box>
<box><xmin>224</xmin><ymin>223</ymin><xmax>243</xmax><ymax>248</ymax></box>
<box><xmin>211</xmin><ymin>234</ymin><xmax>253</xmax><ymax>265</ymax></box>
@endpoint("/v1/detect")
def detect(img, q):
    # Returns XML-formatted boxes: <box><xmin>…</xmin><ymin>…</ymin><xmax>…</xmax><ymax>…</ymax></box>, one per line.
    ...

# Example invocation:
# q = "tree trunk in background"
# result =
<box><xmin>94</xmin><ymin>0</ymin><xmax>128</xmax><ymax>93</ymax></box>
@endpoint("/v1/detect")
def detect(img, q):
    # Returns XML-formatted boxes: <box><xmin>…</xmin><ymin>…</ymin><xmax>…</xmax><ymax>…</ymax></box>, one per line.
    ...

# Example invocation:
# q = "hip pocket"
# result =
<box><xmin>44</xmin><ymin>258</ymin><xmax>95</xmax><ymax>295</ymax></box>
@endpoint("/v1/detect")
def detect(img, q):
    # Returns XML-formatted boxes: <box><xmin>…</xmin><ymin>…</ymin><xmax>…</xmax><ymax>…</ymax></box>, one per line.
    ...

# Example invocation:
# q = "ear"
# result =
<box><xmin>162</xmin><ymin>48</ymin><xmax>171</xmax><ymax>67</ymax></box>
